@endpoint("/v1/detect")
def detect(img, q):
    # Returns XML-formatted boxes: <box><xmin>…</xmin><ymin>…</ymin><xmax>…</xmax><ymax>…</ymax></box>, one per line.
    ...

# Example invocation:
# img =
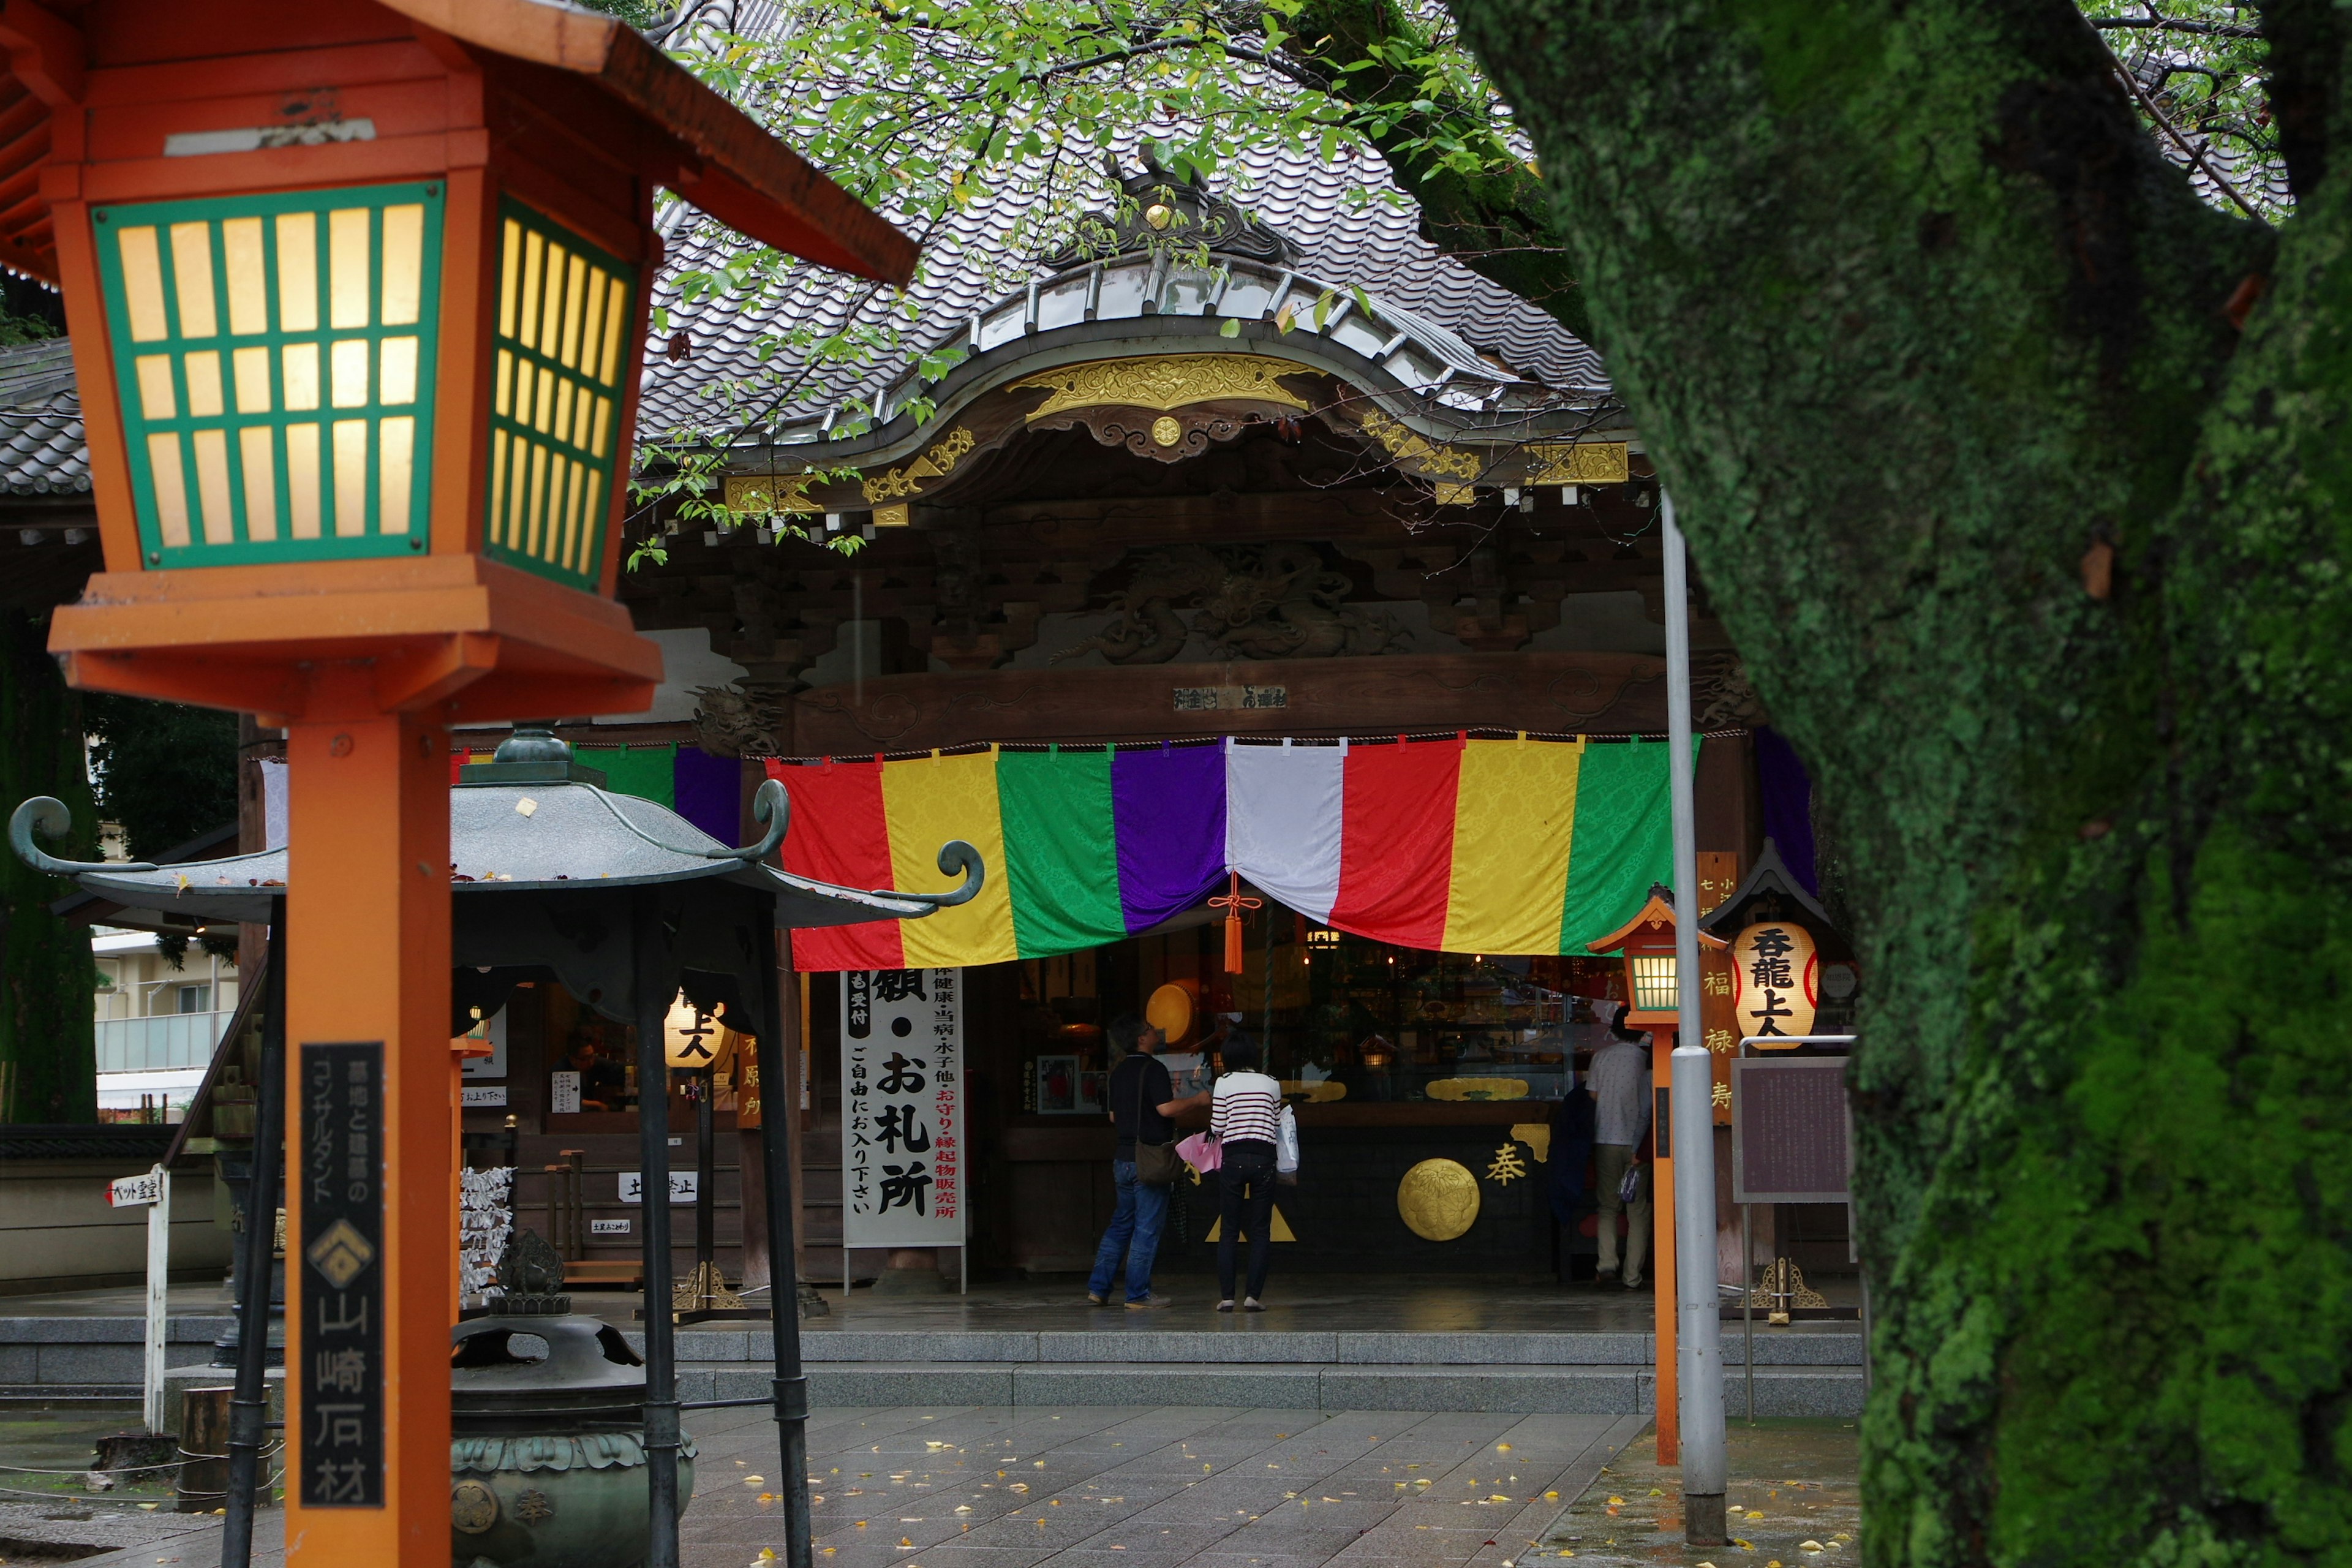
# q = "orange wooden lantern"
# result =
<box><xmin>1587</xmin><ymin>883</ymin><xmax>1727</xmax><ymax>1468</ymax></box>
<box><xmin>0</xmin><ymin>4</ymin><xmax>913</xmax><ymax>1562</ymax></box>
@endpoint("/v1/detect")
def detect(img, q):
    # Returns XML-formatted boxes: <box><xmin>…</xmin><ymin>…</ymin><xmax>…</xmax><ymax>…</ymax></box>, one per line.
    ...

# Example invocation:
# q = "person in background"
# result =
<box><xmin>1588</xmin><ymin>1005</ymin><xmax>1653</xmax><ymax>1289</ymax></box>
<box><xmin>562</xmin><ymin>1037</ymin><xmax>625</xmax><ymax>1112</ymax></box>
<box><xmin>1210</xmin><ymin>1031</ymin><xmax>1284</xmax><ymax>1312</ymax></box>
<box><xmin>1087</xmin><ymin>1012</ymin><xmax>1208</xmax><ymax>1310</ymax></box>
<box><xmin>1547</xmin><ymin>1052</ymin><xmax>1596</xmax><ymax>1279</ymax></box>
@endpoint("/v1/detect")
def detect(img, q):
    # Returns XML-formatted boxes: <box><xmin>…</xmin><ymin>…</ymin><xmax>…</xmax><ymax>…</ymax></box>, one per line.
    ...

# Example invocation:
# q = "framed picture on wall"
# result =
<box><xmin>1078</xmin><ymin>1070</ymin><xmax>1107</xmax><ymax>1114</ymax></box>
<box><xmin>1035</xmin><ymin>1055</ymin><xmax>1079</xmax><ymax>1114</ymax></box>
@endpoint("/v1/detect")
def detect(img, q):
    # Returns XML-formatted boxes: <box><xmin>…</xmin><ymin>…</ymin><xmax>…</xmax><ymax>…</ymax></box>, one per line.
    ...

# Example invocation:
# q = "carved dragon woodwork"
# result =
<box><xmin>1054</xmin><ymin>543</ymin><xmax>1405</xmax><ymax>666</ymax></box>
<box><xmin>692</xmin><ymin>683</ymin><xmax>794</xmax><ymax>759</ymax></box>
<box><xmin>1691</xmin><ymin>650</ymin><xmax>1767</xmax><ymax>728</ymax></box>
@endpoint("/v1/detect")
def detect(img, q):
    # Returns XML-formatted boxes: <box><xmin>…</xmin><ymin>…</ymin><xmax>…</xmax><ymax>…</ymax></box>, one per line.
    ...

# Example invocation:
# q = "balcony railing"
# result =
<box><xmin>95</xmin><ymin>1011</ymin><xmax>228</xmax><ymax>1073</ymax></box>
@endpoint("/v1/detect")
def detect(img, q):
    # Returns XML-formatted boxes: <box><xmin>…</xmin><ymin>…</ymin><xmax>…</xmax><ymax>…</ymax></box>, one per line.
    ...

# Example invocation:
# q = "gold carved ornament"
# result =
<box><xmin>1525</xmin><ymin>440</ymin><xmax>1632</xmax><ymax>484</ymax></box>
<box><xmin>1011</xmin><ymin>355</ymin><xmax>1313</xmax><ymax>419</ymax></box>
<box><xmin>862</xmin><ymin>425</ymin><xmax>977</xmax><ymax>504</ymax></box>
<box><xmin>723</xmin><ymin>472</ymin><xmax>817</xmax><ymax>516</ymax></box>
<box><xmin>1397</xmin><ymin>1158</ymin><xmax>1482</xmax><ymax>1240</ymax></box>
<box><xmin>1424</xmin><ymin>1076</ymin><xmax>1529</xmax><ymax>1102</ymax></box>
<box><xmin>1355</xmin><ymin>406</ymin><xmax>1484</xmax><ymax>482</ymax></box>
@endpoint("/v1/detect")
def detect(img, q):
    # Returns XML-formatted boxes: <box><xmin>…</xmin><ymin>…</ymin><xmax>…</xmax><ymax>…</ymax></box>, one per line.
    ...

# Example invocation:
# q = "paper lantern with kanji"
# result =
<box><xmin>1731</xmin><ymin>921</ymin><xmax>1819</xmax><ymax>1047</ymax></box>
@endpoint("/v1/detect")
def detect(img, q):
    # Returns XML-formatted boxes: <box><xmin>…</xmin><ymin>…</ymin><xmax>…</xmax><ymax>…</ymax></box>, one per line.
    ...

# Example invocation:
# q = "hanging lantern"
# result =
<box><xmin>1730</xmin><ymin>921</ymin><xmax>1819</xmax><ymax>1047</ymax></box>
<box><xmin>663</xmin><ymin>995</ymin><xmax>722</xmax><ymax>1071</ymax></box>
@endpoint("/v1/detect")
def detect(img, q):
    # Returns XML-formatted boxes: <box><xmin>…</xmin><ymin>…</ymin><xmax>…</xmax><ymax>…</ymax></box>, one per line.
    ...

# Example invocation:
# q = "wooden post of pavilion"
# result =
<box><xmin>3</xmin><ymin>3</ymin><xmax>914</xmax><ymax>1561</ymax></box>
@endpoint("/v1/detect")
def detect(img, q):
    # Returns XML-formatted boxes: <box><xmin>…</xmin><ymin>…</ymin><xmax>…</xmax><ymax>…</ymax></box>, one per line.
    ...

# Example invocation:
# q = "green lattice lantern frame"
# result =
<box><xmin>94</xmin><ymin>183</ymin><xmax>447</xmax><ymax>570</ymax></box>
<box><xmin>483</xmin><ymin>200</ymin><xmax>641</xmax><ymax>591</ymax></box>
<box><xmin>92</xmin><ymin>185</ymin><xmax>637</xmax><ymax>591</ymax></box>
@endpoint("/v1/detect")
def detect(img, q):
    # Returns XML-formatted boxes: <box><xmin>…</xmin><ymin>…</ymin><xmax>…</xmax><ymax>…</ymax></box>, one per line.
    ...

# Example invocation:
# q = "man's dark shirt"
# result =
<box><xmin>1109</xmin><ymin>1054</ymin><xmax>1175</xmax><ymax>1160</ymax></box>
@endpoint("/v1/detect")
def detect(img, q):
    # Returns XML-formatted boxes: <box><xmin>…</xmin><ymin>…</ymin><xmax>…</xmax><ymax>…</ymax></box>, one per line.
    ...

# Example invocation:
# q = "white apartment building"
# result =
<box><xmin>91</xmin><ymin>928</ymin><xmax>239</xmax><ymax>1117</ymax></box>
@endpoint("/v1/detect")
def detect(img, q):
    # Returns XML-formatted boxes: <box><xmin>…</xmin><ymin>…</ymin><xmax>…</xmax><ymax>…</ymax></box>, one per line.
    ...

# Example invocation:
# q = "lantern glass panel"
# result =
<box><xmin>95</xmin><ymin>183</ymin><xmax>445</xmax><ymax>567</ymax></box>
<box><xmin>484</xmin><ymin>200</ymin><xmax>638</xmax><ymax>590</ymax></box>
<box><xmin>1629</xmin><ymin>953</ymin><xmax>1678</xmax><ymax>1011</ymax></box>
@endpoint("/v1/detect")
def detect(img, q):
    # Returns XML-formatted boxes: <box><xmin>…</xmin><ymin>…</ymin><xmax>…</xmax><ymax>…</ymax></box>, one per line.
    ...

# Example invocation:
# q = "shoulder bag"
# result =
<box><xmin>1130</xmin><ymin>1060</ymin><xmax>1183</xmax><ymax>1186</ymax></box>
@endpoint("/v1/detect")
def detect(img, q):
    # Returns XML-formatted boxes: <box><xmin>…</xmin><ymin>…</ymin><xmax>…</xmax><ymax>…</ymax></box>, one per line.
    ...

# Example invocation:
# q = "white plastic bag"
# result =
<box><xmin>1275</xmin><ymin>1104</ymin><xmax>1300</xmax><ymax>1175</ymax></box>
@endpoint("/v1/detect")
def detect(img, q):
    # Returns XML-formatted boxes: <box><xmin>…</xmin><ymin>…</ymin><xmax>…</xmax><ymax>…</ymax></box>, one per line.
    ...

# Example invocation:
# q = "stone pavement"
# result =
<box><xmin>55</xmin><ymin>1403</ymin><xmax>1646</xmax><ymax>1567</ymax></box>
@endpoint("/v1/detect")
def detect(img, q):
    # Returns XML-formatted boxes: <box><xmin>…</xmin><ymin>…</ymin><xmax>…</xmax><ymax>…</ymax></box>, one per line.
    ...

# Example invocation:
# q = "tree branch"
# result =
<box><xmin>1283</xmin><ymin>0</ymin><xmax>1591</xmax><ymax>340</ymax></box>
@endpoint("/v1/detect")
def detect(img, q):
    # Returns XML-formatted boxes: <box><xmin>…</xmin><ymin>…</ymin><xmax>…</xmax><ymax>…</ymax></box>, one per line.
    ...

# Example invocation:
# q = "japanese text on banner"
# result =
<box><xmin>840</xmin><ymin>969</ymin><xmax>963</xmax><ymax>1248</ymax></box>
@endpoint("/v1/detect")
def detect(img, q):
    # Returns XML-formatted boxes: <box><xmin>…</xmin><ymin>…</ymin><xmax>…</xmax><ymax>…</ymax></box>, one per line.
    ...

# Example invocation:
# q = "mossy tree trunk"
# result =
<box><xmin>0</xmin><ymin>605</ymin><xmax>97</xmax><ymax>1123</ymax></box>
<box><xmin>1436</xmin><ymin>0</ymin><xmax>2352</xmax><ymax>1560</ymax></box>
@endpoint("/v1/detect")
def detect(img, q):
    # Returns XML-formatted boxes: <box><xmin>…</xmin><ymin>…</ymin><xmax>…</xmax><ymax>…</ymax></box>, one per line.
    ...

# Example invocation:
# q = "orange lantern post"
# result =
<box><xmin>1589</xmin><ymin>884</ymin><xmax>1727</xmax><ymax>1466</ymax></box>
<box><xmin>0</xmin><ymin>3</ymin><xmax>913</xmax><ymax>1562</ymax></box>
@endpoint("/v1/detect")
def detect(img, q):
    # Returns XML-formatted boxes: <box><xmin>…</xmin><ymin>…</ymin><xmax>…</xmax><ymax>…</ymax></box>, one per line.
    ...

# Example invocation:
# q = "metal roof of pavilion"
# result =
<box><xmin>11</xmin><ymin>735</ymin><xmax>977</xmax><ymax>929</ymax></box>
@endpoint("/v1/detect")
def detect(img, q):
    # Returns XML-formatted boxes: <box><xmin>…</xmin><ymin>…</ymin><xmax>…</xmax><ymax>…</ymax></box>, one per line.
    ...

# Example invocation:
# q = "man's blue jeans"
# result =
<box><xmin>1087</xmin><ymin>1159</ymin><xmax>1169</xmax><ymax>1303</ymax></box>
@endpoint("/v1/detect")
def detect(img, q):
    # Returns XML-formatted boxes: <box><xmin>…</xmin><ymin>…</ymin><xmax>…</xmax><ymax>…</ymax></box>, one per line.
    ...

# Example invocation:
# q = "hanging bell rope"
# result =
<box><xmin>1207</xmin><ymin>871</ymin><xmax>1263</xmax><ymax>974</ymax></box>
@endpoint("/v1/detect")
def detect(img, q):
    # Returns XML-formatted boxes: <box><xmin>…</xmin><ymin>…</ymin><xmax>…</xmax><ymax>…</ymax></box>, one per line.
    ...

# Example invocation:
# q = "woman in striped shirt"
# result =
<box><xmin>1210</xmin><ymin>1033</ymin><xmax>1284</xmax><ymax>1311</ymax></box>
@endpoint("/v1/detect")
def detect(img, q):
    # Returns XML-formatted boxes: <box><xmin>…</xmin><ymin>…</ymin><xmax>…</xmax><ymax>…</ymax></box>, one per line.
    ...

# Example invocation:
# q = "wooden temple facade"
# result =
<box><xmin>466</xmin><ymin>160</ymin><xmax>1813</xmax><ymax>1292</ymax></box>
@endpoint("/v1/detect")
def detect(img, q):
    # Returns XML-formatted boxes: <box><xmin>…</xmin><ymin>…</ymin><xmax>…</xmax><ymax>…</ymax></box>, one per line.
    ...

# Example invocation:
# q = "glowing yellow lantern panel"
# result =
<box><xmin>1731</xmin><ymin>921</ymin><xmax>1818</xmax><ymax>1046</ymax></box>
<box><xmin>95</xmin><ymin>183</ymin><xmax>443</xmax><ymax>568</ymax></box>
<box><xmin>486</xmin><ymin>200</ymin><xmax>638</xmax><ymax>590</ymax></box>
<box><xmin>664</xmin><ymin>994</ymin><xmax>723</xmax><ymax>1070</ymax></box>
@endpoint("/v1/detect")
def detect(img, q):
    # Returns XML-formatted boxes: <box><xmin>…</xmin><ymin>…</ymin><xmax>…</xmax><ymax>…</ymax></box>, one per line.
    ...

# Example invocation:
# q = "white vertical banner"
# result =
<box><xmin>841</xmin><ymin>968</ymin><xmax>964</xmax><ymax>1249</ymax></box>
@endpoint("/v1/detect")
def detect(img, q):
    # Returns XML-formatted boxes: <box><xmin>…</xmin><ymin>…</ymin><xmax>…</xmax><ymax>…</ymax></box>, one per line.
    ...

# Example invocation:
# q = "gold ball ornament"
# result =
<box><xmin>1397</xmin><ymin>1158</ymin><xmax>1482</xmax><ymax>1241</ymax></box>
<box><xmin>1150</xmin><ymin>414</ymin><xmax>1183</xmax><ymax>447</ymax></box>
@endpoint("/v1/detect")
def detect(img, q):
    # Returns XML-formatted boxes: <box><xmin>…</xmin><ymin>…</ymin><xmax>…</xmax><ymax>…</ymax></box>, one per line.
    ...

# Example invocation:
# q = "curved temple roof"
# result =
<box><xmin>644</xmin><ymin>141</ymin><xmax>1621</xmax><ymax>468</ymax></box>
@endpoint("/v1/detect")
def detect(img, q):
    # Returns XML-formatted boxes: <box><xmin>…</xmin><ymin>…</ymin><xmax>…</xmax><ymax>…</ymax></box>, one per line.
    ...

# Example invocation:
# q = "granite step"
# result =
<box><xmin>670</xmin><ymin>1359</ymin><xmax>1864</xmax><ymax>1416</ymax></box>
<box><xmin>649</xmin><ymin>1325</ymin><xmax>1862</xmax><ymax>1367</ymax></box>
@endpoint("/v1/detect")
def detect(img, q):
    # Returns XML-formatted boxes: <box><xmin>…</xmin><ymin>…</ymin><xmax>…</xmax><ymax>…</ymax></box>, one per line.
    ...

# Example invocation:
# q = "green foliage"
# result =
<box><xmin>0</xmin><ymin>306</ymin><xmax>58</xmax><ymax>347</ymax></box>
<box><xmin>85</xmin><ymin>694</ymin><xmax>239</xmax><ymax>861</ymax></box>
<box><xmin>1439</xmin><ymin>0</ymin><xmax>2352</xmax><ymax>1559</ymax></box>
<box><xmin>0</xmin><ymin>607</ymin><xmax>96</xmax><ymax>1123</ymax></box>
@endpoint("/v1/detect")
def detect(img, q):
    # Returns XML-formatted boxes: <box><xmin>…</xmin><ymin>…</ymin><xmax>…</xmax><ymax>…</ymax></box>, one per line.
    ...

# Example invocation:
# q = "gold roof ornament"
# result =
<box><xmin>1012</xmin><ymin>355</ymin><xmax>1313</xmax><ymax>419</ymax></box>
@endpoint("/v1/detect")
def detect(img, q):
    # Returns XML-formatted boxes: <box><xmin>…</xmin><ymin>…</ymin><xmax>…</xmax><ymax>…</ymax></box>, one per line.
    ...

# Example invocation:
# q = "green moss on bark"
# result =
<box><xmin>1</xmin><ymin>606</ymin><xmax>97</xmax><ymax>1123</ymax></box>
<box><xmin>1444</xmin><ymin>0</ymin><xmax>2351</xmax><ymax>1559</ymax></box>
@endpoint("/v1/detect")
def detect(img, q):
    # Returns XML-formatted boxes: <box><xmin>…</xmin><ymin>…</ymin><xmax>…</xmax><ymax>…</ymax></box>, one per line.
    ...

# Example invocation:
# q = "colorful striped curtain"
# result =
<box><xmin>771</xmin><ymin>736</ymin><xmax>1689</xmax><ymax>972</ymax></box>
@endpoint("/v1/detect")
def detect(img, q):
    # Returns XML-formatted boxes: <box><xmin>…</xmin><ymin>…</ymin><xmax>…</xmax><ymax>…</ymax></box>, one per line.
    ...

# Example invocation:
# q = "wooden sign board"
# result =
<box><xmin>1730</xmin><ymin>1055</ymin><xmax>1850</xmax><ymax>1204</ymax></box>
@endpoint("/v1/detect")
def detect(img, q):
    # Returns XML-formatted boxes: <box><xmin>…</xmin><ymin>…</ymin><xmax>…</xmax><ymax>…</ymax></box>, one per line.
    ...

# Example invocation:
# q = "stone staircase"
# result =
<box><xmin>650</xmin><ymin>1324</ymin><xmax>1865</xmax><ymax>1416</ymax></box>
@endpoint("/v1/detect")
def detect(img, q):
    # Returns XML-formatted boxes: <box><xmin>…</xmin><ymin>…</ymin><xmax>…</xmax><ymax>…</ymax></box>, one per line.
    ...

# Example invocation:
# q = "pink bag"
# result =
<box><xmin>1177</xmin><ymin>1131</ymin><xmax>1221</xmax><ymax>1174</ymax></box>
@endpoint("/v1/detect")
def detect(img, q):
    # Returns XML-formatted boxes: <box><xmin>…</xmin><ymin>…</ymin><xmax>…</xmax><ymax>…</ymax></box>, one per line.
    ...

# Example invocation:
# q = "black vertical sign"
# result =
<box><xmin>299</xmin><ymin>1042</ymin><xmax>384</xmax><ymax>1508</ymax></box>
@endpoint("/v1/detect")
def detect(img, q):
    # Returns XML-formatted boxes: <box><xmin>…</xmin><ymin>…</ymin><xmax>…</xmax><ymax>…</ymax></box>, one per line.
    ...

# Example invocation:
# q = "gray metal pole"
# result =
<box><xmin>633</xmin><ymin>891</ymin><xmax>682</xmax><ymax>1568</ymax></box>
<box><xmin>1662</xmin><ymin>494</ymin><xmax>1728</xmax><ymax>1543</ymax></box>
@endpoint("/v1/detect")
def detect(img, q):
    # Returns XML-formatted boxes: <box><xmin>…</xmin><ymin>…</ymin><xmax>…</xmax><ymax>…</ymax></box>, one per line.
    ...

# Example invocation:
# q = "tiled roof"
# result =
<box><xmin>0</xmin><ymin>337</ymin><xmax>88</xmax><ymax>496</ymax></box>
<box><xmin>642</xmin><ymin>139</ymin><xmax>1608</xmax><ymax>444</ymax></box>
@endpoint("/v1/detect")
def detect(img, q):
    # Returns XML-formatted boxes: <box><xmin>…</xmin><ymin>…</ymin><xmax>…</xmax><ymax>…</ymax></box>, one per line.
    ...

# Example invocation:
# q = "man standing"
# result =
<box><xmin>1087</xmin><ymin>1012</ymin><xmax>1208</xmax><ymax>1309</ymax></box>
<box><xmin>1588</xmin><ymin>1006</ymin><xmax>1653</xmax><ymax>1289</ymax></box>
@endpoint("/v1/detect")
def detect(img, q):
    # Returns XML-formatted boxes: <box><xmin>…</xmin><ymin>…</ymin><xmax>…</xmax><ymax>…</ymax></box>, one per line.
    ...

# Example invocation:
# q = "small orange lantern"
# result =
<box><xmin>0</xmin><ymin>3</ymin><xmax>913</xmax><ymax>1562</ymax></box>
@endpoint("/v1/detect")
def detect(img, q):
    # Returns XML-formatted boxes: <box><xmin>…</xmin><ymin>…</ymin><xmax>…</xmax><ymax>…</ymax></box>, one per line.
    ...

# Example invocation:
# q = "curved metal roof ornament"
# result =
<box><xmin>900</xmin><ymin>839</ymin><xmax>985</xmax><ymax>910</ymax></box>
<box><xmin>9</xmin><ymin>796</ymin><xmax>155</xmax><ymax>876</ymax></box>
<box><xmin>697</xmin><ymin>777</ymin><xmax>790</xmax><ymax>862</ymax></box>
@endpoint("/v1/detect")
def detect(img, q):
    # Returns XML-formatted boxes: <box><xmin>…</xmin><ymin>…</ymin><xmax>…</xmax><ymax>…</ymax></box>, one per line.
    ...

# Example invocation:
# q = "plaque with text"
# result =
<box><xmin>299</xmin><ymin>1042</ymin><xmax>384</xmax><ymax>1508</ymax></box>
<box><xmin>1730</xmin><ymin>1055</ymin><xmax>1850</xmax><ymax>1204</ymax></box>
<box><xmin>840</xmin><ymin>968</ymin><xmax>965</xmax><ymax>1250</ymax></box>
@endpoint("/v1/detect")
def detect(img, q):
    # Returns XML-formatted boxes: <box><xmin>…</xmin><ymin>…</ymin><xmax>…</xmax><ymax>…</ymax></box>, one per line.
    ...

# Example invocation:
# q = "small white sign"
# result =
<box><xmin>460</xmin><ymin>1085</ymin><xmax>508</xmax><ymax>1108</ymax></box>
<box><xmin>589</xmin><ymin>1218</ymin><xmax>631</xmax><ymax>1235</ymax></box>
<box><xmin>549</xmin><ymin>1070</ymin><xmax>581</xmax><ymax>1115</ymax></box>
<box><xmin>617</xmin><ymin>1171</ymin><xmax>697</xmax><ymax>1205</ymax></box>
<box><xmin>107</xmin><ymin>1171</ymin><xmax>164</xmax><ymax>1208</ymax></box>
